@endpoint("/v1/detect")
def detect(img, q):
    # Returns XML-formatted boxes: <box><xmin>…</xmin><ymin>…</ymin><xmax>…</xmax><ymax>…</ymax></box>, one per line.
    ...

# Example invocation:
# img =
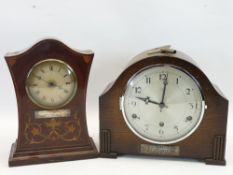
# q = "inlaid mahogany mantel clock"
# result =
<box><xmin>5</xmin><ymin>39</ymin><xmax>98</xmax><ymax>166</ymax></box>
<box><xmin>99</xmin><ymin>46</ymin><xmax>228</xmax><ymax>165</ymax></box>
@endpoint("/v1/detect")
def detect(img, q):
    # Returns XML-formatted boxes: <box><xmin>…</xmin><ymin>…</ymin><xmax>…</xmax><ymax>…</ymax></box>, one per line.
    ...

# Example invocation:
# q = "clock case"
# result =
<box><xmin>99</xmin><ymin>46</ymin><xmax>228</xmax><ymax>165</ymax></box>
<box><xmin>5</xmin><ymin>39</ymin><xmax>98</xmax><ymax>166</ymax></box>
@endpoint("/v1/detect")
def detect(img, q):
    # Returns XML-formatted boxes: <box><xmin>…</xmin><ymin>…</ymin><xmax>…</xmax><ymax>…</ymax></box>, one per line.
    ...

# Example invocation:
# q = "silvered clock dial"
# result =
<box><xmin>26</xmin><ymin>59</ymin><xmax>77</xmax><ymax>109</ymax></box>
<box><xmin>121</xmin><ymin>65</ymin><xmax>205</xmax><ymax>144</ymax></box>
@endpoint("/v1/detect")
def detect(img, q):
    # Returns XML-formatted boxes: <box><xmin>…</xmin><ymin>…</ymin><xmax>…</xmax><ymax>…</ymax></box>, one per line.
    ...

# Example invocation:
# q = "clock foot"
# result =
<box><xmin>204</xmin><ymin>135</ymin><xmax>226</xmax><ymax>166</ymax></box>
<box><xmin>100</xmin><ymin>152</ymin><xmax>118</xmax><ymax>158</ymax></box>
<box><xmin>99</xmin><ymin>129</ymin><xmax>118</xmax><ymax>158</ymax></box>
<box><xmin>205</xmin><ymin>159</ymin><xmax>226</xmax><ymax>166</ymax></box>
<box><xmin>9</xmin><ymin>138</ymin><xmax>98</xmax><ymax>167</ymax></box>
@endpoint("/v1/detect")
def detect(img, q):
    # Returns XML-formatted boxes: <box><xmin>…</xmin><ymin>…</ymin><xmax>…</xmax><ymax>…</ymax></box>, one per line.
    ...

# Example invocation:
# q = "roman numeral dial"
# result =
<box><xmin>26</xmin><ymin>59</ymin><xmax>77</xmax><ymax>109</ymax></box>
<box><xmin>121</xmin><ymin>65</ymin><xmax>205</xmax><ymax>144</ymax></box>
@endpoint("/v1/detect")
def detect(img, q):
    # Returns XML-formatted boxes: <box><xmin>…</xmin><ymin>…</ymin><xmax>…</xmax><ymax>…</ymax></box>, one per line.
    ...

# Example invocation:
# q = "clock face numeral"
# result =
<box><xmin>132</xmin><ymin>114</ymin><xmax>140</xmax><ymax>119</ymax></box>
<box><xmin>185</xmin><ymin>116</ymin><xmax>193</xmax><ymax>122</ymax></box>
<box><xmin>189</xmin><ymin>103</ymin><xmax>194</xmax><ymax>109</ymax></box>
<box><xmin>31</xmin><ymin>83</ymin><xmax>37</xmax><ymax>87</ymax></box>
<box><xmin>133</xmin><ymin>87</ymin><xmax>142</xmax><ymax>94</ymax></box>
<box><xmin>176</xmin><ymin>76</ymin><xmax>181</xmax><ymax>85</ymax></box>
<box><xmin>186</xmin><ymin>88</ymin><xmax>191</xmax><ymax>95</ymax></box>
<box><xmin>146</xmin><ymin>77</ymin><xmax>151</xmax><ymax>84</ymax></box>
<box><xmin>26</xmin><ymin>59</ymin><xmax>77</xmax><ymax>109</ymax></box>
<box><xmin>159</xmin><ymin>129</ymin><xmax>164</xmax><ymax>135</ymax></box>
<box><xmin>159</xmin><ymin>72</ymin><xmax>168</xmax><ymax>81</ymax></box>
<box><xmin>122</xmin><ymin>65</ymin><xmax>204</xmax><ymax>144</ymax></box>
<box><xmin>131</xmin><ymin>101</ymin><xmax>137</xmax><ymax>106</ymax></box>
<box><xmin>34</xmin><ymin>75</ymin><xmax>42</xmax><ymax>80</ymax></box>
<box><xmin>49</xmin><ymin>65</ymin><xmax>53</xmax><ymax>71</ymax></box>
<box><xmin>174</xmin><ymin>125</ymin><xmax>179</xmax><ymax>131</ymax></box>
<box><xmin>159</xmin><ymin>122</ymin><xmax>164</xmax><ymax>127</ymax></box>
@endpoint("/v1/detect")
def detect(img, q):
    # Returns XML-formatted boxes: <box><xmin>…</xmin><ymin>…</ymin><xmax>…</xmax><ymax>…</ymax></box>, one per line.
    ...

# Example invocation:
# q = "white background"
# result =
<box><xmin>0</xmin><ymin>0</ymin><xmax>232</xmax><ymax>174</ymax></box>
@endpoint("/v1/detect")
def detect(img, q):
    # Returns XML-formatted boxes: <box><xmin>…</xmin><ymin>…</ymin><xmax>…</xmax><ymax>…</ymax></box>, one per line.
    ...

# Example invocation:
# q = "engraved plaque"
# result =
<box><xmin>35</xmin><ymin>109</ymin><xmax>71</xmax><ymax>119</ymax></box>
<box><xmin>140</xmin><ymin>144</ymin><xmax>180</xmax><ymax>156</ymax></box>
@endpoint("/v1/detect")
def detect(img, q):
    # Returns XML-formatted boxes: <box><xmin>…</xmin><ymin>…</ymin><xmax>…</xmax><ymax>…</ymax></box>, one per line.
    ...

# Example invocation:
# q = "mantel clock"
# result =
<box><xmin>6</xmin><ymin>39</ymin><xmax>98</xmax><ymax>166</ymax></box>
<box><xmin>99</xmin><ymin>46</ymin><xmax>228</xmax><ymax>165</ymax></box>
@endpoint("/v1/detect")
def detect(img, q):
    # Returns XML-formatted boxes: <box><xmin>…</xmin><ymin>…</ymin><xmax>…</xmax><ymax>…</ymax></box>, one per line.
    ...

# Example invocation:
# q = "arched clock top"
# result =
<box><xmin>5</xmin><ymin>38</ymin><xmax>94</xmax><ymax>57</ymax></box>
<box><xmin>101</xmin><ymin>46</ymin><xmax>227</xmax><ymax>103</ymax></box>
<box><xmin>5</xmin><ymin>39</ymin><xmax>94</xmax><ymax>69</ymax></box>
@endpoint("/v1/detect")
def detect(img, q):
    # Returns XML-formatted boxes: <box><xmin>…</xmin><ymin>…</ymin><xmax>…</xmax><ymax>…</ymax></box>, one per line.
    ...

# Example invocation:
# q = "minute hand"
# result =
<box><xmin>161</xmin><ymin>79</ymin><xmax>168</xmax><ymax>104</ymax></box>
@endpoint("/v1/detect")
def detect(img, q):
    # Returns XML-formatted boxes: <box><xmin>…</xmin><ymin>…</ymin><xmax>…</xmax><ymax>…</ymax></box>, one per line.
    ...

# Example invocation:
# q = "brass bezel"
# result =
<box><xmin>25</xmin><ymin>59</ymin><xmax>78</xmax><ymax>109</ymax></box>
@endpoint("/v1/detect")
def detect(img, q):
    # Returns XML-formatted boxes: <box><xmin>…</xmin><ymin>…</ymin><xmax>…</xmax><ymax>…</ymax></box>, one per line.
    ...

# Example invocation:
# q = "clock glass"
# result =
<box><xmin>26</xmin><ymin>59</ymin><xmax>77</xmax><ymax>109</ymax></box>
<box><xmin>121</xmin><ymin>64</ymin><xmax>205</xmax><ymax>144</ymax></box>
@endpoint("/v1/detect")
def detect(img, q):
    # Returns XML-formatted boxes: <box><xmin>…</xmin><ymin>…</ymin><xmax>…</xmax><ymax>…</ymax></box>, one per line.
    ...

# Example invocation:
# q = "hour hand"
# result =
<box><xmin>136</xmin><ymin>96</ymin><xmax>160</xmax><ymax>105</ymax></box>
<box><xmin>149</xmin><ymin>99</ymin><xmax>160</xmax><ymax>105</ymax></box>
<box><xmin>136</xmin><ymin>96</ymin><xmax>149</xmax><ymax>104</ymax></box>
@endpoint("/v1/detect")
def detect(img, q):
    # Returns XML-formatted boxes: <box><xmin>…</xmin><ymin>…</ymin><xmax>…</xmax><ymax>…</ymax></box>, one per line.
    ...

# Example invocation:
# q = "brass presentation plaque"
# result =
<box><xmin>35</xmin><ymin>109</ymin><xmax>71</xmax><ymax>119</ymax></box>
<box><xmin>140</xmin><ymin>144</ymin><xmax>180</xmax><ymax>156</ymax></box>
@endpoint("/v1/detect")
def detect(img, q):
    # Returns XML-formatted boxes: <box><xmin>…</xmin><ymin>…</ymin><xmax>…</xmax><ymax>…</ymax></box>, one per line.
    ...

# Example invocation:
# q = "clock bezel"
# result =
<box><xmin>25</xmin><ymin>58</ymin><xmax>78</xmax><ymax>109</ymax></box>
<box><xmin>120</xmin><ymin>64</ymin><xmax>206</xmax><ymax>145</ymax></box>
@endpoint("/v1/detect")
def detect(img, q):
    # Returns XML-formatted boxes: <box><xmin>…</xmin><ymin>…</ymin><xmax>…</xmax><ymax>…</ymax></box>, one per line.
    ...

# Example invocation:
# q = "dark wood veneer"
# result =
<box><xmin>5</xmin><ymin>39</ymin><xmax>98</xmax><ymax>166</ymax></box>
<box><xmin>99</xmin><ymin>47</ymin><xmax>228</xmax><ymax>165</ymax></box>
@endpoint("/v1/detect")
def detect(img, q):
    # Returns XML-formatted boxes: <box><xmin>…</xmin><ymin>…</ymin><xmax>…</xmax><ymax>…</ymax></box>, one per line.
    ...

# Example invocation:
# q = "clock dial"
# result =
<box><xmin>121</xmin><ymin>65</ymin><xmax>205</xmax><ymax>144</ymax></box>
<box><xmin>26</xmin><ymin>59</ymin><xmax>77</xmax><ymax>109</ymax></box>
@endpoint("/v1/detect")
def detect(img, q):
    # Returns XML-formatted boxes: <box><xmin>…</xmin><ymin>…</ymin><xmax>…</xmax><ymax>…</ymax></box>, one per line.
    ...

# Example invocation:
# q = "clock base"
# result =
<box><xmin>8</xmin><ymin>137</ymin><xmax>98</xmax><ymax>167</ymax></box>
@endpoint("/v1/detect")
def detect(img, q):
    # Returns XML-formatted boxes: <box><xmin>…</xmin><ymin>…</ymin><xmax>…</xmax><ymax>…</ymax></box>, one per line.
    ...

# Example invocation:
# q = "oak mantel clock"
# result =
<box><xmin>99</xmin><ymin>46</ymin><xmax>228</xmax><ymax>165</ymax></box>
<box><xmin>6</xmin><ymin>39</ymin><xmax>98</xmax><ymax>166</ymax></box>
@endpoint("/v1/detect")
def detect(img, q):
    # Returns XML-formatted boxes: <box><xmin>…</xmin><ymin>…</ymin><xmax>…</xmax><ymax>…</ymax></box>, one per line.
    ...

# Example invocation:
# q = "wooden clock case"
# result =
<box><xmin>99</xmin><ymin>46</ymin><xmax>228</xmax><ymax>165</ymax></box>
<box><xmin>5</xmin><ymin>39</ymin><xmax>98</xmax><ymax>166</ymax></box>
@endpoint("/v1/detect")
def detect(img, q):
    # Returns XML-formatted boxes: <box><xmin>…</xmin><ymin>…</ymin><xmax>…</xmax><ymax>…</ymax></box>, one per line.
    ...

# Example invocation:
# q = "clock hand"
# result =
<box><xmin>159</xmin><ymin>78</ymin><xmax>169</xmax><ymax>112</ymax></box>
<box><xmin>136</xmin><ymin>96</ymin><xmax>149</xmax><ymax>104</ymax></box>
<box><xmin>161</xmin><ymin>78</ymin><xmax>168</xmax><ymax>104</ymax></box>
<box><xmin>33</xmin><ymin>74</ymin><xmax>50</xmax><ymax>84</ymax></box>
<box><xmin>136</xmin><ymin>96</ymin><xmax>160</xmax><ymax>105</ymax></box>
<box><xmin>148</xmin><ymin>99</ymin><xmax>160</xmax><ymax>105</ymax></box>
<box><xmin>33</xmin><ymin>74</ymin><xmax>67</xmax><ymax>91</ymax></box>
